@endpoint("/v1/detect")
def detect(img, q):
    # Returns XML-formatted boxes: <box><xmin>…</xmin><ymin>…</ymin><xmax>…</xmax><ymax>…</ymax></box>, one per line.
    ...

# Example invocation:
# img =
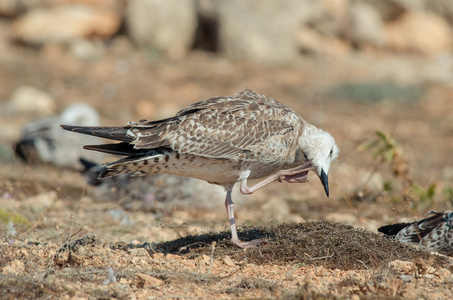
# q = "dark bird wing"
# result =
<box><xmin>83</xmin><ymin>142</ymin><xmax>137</xmax><ymax>156</ymax></box>
<box><xmin>378</xmin><ymin>211</ymin><xmax>448</xmax><ymax>243</ymax></box>
<box><xmin>60</xmin><ymin>125</ymin><xmax>134</xmax><ymax>142</ymax></box>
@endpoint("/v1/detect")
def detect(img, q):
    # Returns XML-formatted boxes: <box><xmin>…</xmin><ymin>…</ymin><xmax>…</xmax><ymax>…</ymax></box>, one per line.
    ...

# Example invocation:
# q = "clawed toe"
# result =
<box><xmin>232</xmin><ymin>238</ymin><xmax>267</xmax><ymax>249</ymax></box>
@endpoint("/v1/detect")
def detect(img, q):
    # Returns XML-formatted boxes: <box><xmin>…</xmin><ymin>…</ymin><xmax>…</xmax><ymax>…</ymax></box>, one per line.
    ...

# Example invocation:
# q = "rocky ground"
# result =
<box><xmin>1</xmin><ymin>7</ymin><xmax>453</xmax><ymax>297</ymax></box>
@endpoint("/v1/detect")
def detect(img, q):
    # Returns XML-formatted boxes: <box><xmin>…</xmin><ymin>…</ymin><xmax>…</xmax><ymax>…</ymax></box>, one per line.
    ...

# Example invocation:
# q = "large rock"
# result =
<box><xmin>12</xmin><ymin>4</ymin><xmax>121</xmax><ymax>44</ymax></box>
<box><xmin>0</xmin><ymin>0</ymin><xmax>22</xmax><ymax>16</ymax></box>
<box><xmin>126</xmin><ymin>0</ymin><xmax>197</xmax><ymax>59</ymax></box>
<box><xmin>295</xmin><ymin>27</ymin><xmax>350</xmax><ymax>57</ymax></box>
<box><xmin>425</xmin><ymin>0</ymin><xmax>453</xmax><ymax>26</ymax></box>
<box><xmin>346</xmin><ymin>1</ymin><xmax>453</xmax><ymax>54</ymax></box>
<box><xmin>217</xmin><ymin>0</ymin><xmax>320</xmax><ymax>62</ymax></box>
<box><xmin>349</xmin><ymin>2</ymin><xmax>386</xmax><ymax>48</ymax></box>
<box><xmin>385</xmin><ymin>11</ymin><xmax>453</xmax><ymax>55</ymax></box>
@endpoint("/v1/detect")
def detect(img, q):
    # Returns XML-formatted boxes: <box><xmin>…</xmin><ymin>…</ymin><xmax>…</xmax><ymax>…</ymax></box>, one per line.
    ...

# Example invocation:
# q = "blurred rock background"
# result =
<box><xmin>1</xmin><ymin>0</ymin><xmax>453</xmax><ymax>60</ymax></box>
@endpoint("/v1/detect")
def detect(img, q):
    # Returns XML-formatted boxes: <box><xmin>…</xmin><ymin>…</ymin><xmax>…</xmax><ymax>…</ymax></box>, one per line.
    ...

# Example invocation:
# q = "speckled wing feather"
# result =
<box><xmin>127</xmin><ymin>89</ymin><xmax>304</xmax><ymax>162</ymax></box>
<box><xmin>379</xmin><ymin>211</ymin><xmax>446</xmax><ymax>243</ymax></box>
<box><xmin>379</xmin><ymin>211</ymin><xmax>453</xmax><ymax>256</ymax></box>
<box><xmin>400</xmin><ymin>211</ymin><xmax>449</xmax><ymax>243</ymax></box>
<box><xmin>420</xmin><ymin>211</ymin><xmax>453</xmax><ymax>255</ymax></box>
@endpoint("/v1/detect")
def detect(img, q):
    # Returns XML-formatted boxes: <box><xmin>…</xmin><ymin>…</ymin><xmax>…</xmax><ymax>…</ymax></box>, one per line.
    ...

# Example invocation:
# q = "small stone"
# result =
<box><xmin>200</xmin><ymin>254</ymin><xmax>211</xmax><ymax>262</ymax></box>
<box><xmin>135</xmin><ymin>273</ymin><xmax>163</xmax><ymax>289</ymax></box>
<box><xmin>152</xmin><ymin>253</ymin><xmax>165</xmax><ymax>260</ymax></box>
<box><xmin>128</xmin><ymin>248</ymin><xmax>150</xmax><ymax>257</ymax></box>
<box><xmin>223</xmin><ymin>256</ymin><xmax>236</xmax><ymax>266</ymax></box>
<box><xmin>400</xmin><ymin>274</ymin><xmax>414</xmax><ymax>282</ymax></box>
<box><xmin>388</xmin><ymin>260</ymin><xmax>415</xmax><ymax>274</ymax></box>
<box><xmin>2</xmin><ymin>259</ymin><xmax>25</xmax><ymax>274</ymax></box>
<box><xmin>165</xmin><ymin>254</ymin><xmax>180</xmax><ymax>260</ymax></box>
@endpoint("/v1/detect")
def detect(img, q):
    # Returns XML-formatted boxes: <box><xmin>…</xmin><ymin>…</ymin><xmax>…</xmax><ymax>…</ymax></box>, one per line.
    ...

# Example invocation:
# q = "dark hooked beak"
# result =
<box><xmin>319</xmin><ymin>169</ymin><xmax>329</xmax><ymax>197</ymax></box>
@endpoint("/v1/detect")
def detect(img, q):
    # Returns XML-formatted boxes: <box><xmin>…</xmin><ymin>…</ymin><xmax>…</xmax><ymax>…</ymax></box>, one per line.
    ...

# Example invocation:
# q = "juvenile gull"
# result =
<box><xmin>62</xmin><ymin>88</ymin><xmax>339</xmax><ymax>248</ymax></box>
<box><xmin>378</xmin><ymin>210</ymin><xmax>453</xmax><ymax>256</ymax></box>
<box><xmin>14</xmin><ymin>103</ymin><xmax>104</xmax><ymax>168</ymax></box>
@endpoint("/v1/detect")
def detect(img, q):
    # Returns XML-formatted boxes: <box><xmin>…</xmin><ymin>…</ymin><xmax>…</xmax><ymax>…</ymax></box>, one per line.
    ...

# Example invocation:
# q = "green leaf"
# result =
<box><xmin>375</xmin><ymin>130</ymin><xmax>388</xmax><ymax>141</ymax></box>
<box><xmin>427</xmin><ymin>183</ymin><xmax>436</xmax><ymax>199</ymax></box>
<box><xmin>358</xmin><ymin>139</ymin><xmax>378</xmax><ymax>151</ymax></box>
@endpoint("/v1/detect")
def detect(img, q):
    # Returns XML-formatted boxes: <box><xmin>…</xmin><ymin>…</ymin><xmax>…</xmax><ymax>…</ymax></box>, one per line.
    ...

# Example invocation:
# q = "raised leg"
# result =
<box><xmin>225</xmin><ymin>186</ymin><xmax>265</xmax><ymax>248</ymax></box>
<box><xmin>240</xmin><ymin>161</ymin><xmax>314</xmax><ymax>195</ymax></box>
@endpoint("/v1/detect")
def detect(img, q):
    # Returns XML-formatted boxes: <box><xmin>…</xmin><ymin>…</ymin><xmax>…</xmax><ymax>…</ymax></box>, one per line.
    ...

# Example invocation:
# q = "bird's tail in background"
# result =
<box><xmin>79</xmin><ymin>158</ymin><xmax>105</xmax><ymax>186</ymax></box>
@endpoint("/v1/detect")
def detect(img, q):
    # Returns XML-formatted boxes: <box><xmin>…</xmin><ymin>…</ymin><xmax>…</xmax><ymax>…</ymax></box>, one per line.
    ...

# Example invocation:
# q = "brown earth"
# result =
<box><xmin>1</xmin><ymin>41</ymin><xmax>453</xmax><ymax>299</ymax></box>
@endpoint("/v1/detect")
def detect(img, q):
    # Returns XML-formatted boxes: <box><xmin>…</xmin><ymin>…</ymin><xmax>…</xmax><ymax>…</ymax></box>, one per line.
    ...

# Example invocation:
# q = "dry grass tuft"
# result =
<box><xmin>149</xmin><ymin>221</ymin><xmax>449</xmax><ymax>270</ymax></box>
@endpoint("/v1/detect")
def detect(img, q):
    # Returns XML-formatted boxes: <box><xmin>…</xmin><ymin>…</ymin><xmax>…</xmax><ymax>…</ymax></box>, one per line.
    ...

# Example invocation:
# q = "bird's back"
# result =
<box><xmin>128</xmin><ymin>88</ymin><xmax>303</xmax><ymax>164</ymax></box>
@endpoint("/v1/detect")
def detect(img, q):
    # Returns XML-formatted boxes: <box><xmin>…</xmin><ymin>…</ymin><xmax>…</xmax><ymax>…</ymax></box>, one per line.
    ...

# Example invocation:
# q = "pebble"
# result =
<box><xmin>135</xmin><ymin>273</ymin><xmax>164</xmax><ymax>288</ymax></box>
<box><xmin>2</xmin><ymin>259</ymin><xmax>25</xmax><ymax>274</ymax></box>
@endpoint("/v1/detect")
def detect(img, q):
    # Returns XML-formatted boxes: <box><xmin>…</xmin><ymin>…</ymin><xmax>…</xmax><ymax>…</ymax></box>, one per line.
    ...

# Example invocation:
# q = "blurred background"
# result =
<box><xmin>1</xmin><ymin>0</ymin><xmax>453</xmax><ymax>241</ymax></box>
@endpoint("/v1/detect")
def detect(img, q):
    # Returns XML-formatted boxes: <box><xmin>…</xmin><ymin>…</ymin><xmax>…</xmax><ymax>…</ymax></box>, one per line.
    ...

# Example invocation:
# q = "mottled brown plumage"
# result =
<box><xmin>379</xmin><ymin>210</ymin><xmax>453</xmax><ymax>256</ymax></box>
<box><xmin>62</xmin><ymin>88</ymin><xmax>339</xmax><ymax>248</ymax></box>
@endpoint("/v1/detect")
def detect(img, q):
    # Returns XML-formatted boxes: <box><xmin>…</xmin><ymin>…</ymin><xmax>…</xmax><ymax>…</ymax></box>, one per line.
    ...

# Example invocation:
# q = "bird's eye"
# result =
<box><xmin>329</xmin><ymin>149</ymin><xmax>333</xmax><ymax>155</ymax></box>
<box><xmin>304</xmin><ymin>153</ymin><xmax>309</xmax><ymax>160</ymax></box>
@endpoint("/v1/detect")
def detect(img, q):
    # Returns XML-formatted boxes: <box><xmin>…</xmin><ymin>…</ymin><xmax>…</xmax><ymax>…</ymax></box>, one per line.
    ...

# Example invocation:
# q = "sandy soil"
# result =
<box><xmin>1</xmin><ymin>42</ymin><xmax>453</xmax><ymax>299</ymax></box>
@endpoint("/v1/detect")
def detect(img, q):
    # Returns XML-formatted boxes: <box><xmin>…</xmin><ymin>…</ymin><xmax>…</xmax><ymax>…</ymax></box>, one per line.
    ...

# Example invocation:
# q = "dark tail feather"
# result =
<box><xmin>79</xmin><ymin>158</ymin><xmax>105</xmax><ymax>186</ymax></box>
<box><xmin>84</xmin><ymin>142</ymin><xmax>139</xmax><ymax>156</ymax></box>
<box><xmin>378</xmin><ymin>223</ymin><xmax>410</xmax><ymax>237</ymax></box>
<box><xmin>79</xmin><ymin>157</ymin><xmax>98</xmax><ymax>170</ymax></box>
<box><xmin>60</xmin><ymin>125</ymin><xmax>133</xmax><ymax>142</ymax></box>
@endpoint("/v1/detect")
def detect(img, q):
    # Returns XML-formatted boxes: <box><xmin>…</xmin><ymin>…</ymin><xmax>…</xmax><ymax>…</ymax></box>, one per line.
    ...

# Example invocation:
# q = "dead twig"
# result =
<box><xmin>200</xmin><ymin>241</ymin><xmax>216</xmax><ymax>280</ymax></box>
<box><xmin>305</xmin><ymin>251</ymin><xmax>334</xmax><ymax>260</ymax></box>
<box><xmin>177</xmin><ymin>242</ymin><xmax>209</xmax><ymax>253</ymax></box>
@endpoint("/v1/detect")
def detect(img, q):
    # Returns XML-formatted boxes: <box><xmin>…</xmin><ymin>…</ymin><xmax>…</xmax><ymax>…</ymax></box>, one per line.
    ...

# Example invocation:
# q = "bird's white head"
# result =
<box><xmin>299</xmin><ymin>124</ymin><xmax>339</xmax><ymax>197</ymax></box>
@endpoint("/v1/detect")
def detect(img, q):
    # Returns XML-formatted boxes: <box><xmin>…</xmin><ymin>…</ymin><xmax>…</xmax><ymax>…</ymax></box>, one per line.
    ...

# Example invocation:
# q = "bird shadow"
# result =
<box><xmin>109</xmin><ymin>226</ymin><xmax>270</xmax><ymax>255</ymax></box>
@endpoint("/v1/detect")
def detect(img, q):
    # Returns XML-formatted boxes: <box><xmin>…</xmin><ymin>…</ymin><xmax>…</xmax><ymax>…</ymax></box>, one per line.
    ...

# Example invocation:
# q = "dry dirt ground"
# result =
<box><xmin>1</xmin><ymin>42</ymin><xmax>453</xmax><ymax>299</ymax></box>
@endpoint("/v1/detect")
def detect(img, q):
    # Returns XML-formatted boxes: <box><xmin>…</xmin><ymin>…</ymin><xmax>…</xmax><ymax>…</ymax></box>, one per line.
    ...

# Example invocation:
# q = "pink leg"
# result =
<box><xmin>225</xmin><ymin>186</ymin><xmax>264</xmax><ymax>248</ymax></box>
<box><xmin>240</xmin><ymin>161</ymin><xmax>314</xmax><ymax>195</ymax></box>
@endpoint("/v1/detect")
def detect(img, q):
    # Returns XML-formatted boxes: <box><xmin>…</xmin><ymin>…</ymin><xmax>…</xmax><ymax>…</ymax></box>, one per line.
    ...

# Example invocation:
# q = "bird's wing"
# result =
<box><xmin>383</xmin><ymin>211</ymin><xmax>448</xmax><ymax>244</ymax></box>
<box><xmin>128</xmin><ymin>90</ymin><xmax>303</xmax><ymax>161</ymax></box>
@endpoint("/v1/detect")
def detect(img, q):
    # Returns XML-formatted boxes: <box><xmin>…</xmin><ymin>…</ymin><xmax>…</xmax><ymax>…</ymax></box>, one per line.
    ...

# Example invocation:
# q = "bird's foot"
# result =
<box><xmin>232</xmin><ymin>238</ymin><xmax>267</xmax><ymax>248</ymax></box>
<box><xmin>280</xmin><ymin>170</ymin><xmax>310</xmax><ymax>183</ymax></box>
